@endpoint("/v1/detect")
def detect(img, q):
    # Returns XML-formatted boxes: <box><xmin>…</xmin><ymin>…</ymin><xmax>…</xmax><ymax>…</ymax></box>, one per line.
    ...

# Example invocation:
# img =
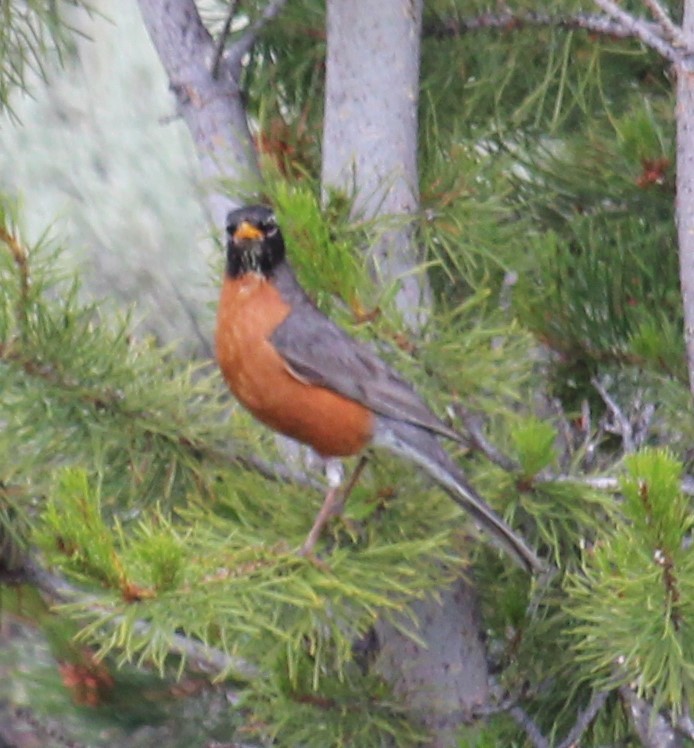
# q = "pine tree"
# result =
<box><xmin>2</xmin><ymin>1</ymin><xmax>694</xmax><ymax>747</ymax></box>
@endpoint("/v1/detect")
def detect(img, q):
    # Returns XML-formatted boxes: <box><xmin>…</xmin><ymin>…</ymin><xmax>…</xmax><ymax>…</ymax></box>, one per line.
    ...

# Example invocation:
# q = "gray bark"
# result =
<box><xmin>676</xmin><ymin>0</ymin><xmax>694</xmax><ymax>395</ymax></box>
<box><xmin>375</xmin><ymin>578</ymin><xmax>489</xmax><ymax>747</ymax></box>
<box><xmin>320</xmin><ymin>2</ymin><xmax>491</xmax><ymax>739</ymax></box>
<box><xmin>136</xmin><ymin>0</ymin><xmax>261</xmax><ymax>232</ymax></box>
<box><xmin>321</xmin><ymin>0</ymin><xmax>432</xmax><ymax>327</ymax></box>
<box><xmin>619</xmin><ymin>686</ymin><xmax>684</xmax><ymax>748</ymax></box>
<box><xmin>594</xmin><ymin>0</ymin><xmax>694</xmax><ymax>394</ymax></box>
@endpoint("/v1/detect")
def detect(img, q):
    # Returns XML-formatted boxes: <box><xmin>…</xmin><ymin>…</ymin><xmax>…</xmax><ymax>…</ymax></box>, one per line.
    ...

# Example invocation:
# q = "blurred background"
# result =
<box><xmin>0</xmin><ymin>2</ymin><xmax>214</xmax><ymax>355</ymax></box>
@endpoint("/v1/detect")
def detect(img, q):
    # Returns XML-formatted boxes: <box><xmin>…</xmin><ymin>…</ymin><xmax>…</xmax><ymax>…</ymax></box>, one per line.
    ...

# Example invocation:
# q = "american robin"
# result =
<box><xmin>216</xmin><ymin>205</ymin><xmax>543</xmax><ymax>573</ymax></box>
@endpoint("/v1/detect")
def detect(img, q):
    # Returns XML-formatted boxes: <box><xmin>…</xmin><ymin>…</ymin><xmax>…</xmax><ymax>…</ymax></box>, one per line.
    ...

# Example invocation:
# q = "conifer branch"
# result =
<box><xmin>643</xmin><ymin>0</ymin><xmax>687</xmax><ymax>47</ymax></box>
<box><xmin>0</xmin><ymin>2</ymin><xmax>95</xmax><ymax>110</ymax></box>
<box><xmin>0</xmin><ymin>344</ymin><xmax>322</xmax><ymax>493</ymax></box>
<box><xmin>11</xmin><ymin>554</ymin><xmax>259</xmax><ymax>680</ymax></box>
<box><xmin>425</xmin><ymin>10</ymin><xmax>667</xmax><ymax>45</ymax></box>
<box><xmin>636</xmin><ymin>479</ymin><xmax>683</xmax><ymax>630</ymax></box>
<box><xmin>426</xmin><ymin>5</ymin><xmax>685</xmax><ymax>62</ymax></box>
<box><xmin>454</xmin><ymin>401</ymin><xmax>694</xmax><ymax>494</ymax></box>
<box><xmin>592</xmin><ymin>0</ymin><xmax>679</xmax><ymax>62</ymax></box>
<box><xmin>509</xmin><ymin>706</ymin><xmax>550</xmax><ymax>748</ymax></box>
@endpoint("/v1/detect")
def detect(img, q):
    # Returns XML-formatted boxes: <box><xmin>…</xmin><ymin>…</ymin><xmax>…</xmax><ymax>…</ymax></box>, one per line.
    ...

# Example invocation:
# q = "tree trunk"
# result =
<box><xmin>321</xmin><ymin>0</ymin><xmax>432</xmax><ymax>327</ymax></box>
<box><xmin>321</xmin><ymin>1</ymin><xmax>490</xmax><ymax>740</ymax></box>
<box><xmin>137</xmin><ymin>0</ymin><xmax>260</xmax><ymax>232</ymax></box>
<box><xmin>677</xmin><ymin>0</ymin><xmax>694</xmax><ymax>396</ymax></box>
<box><xmin>676</xmin><ymin>0</ymin><xmax>694</xmax><ymax>394</ymax></box>
<box><xmin>375</xmin><ymin>578</ymin><xmax>489</xmax><ymax>747</ymax></box>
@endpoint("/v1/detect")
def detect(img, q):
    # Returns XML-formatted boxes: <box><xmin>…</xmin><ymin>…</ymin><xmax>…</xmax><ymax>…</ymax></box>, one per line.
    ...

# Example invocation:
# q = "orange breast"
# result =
<box><xmin>215</xmin><ymin>274</ymin><xmax>373</xmax><ymax>457</ymax></box>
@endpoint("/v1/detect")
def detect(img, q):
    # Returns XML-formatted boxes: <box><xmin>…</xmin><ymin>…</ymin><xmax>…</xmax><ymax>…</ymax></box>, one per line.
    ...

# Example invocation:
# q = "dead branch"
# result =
<box><xmin>591</xmin><ymin>377</ymin><xmax>636</xmax><ymax>453</ymax></box>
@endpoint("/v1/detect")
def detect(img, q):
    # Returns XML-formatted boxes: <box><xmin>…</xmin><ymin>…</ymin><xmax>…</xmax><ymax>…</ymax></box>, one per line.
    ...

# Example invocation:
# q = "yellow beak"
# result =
<box><xmin>233</xmin><ymin>221</ymin><xmax>264</xmax><ymax>242</ymax></box>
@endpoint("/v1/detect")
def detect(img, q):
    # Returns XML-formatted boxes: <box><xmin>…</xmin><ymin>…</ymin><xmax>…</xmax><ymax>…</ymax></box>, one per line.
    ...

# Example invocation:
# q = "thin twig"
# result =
<box><xmin>211</xmin><ymin>0</ymin><xmax>242</xmax><ymax>79</ymax></box>
<box><xmin>548</xmin><ymin>474</ymin><xmax>619</xmax><ymax>491</ymax></box>
<box><xmin>642</xmin><ymin>0</ymin><xmax>687</xmax><ymax>47</ymax></box>
<box><xmin>593</xmin><ymin>0</ymin><xmax>679</xmax><ymax>62</ymax></box>
<box><xmin>425</xmin><ymin>10</ymin><xmax>667</xmax><ymax>44</ymax></box>
<box><xmin>509</xmin><ymin>706</ymin><xmax>550</xmax><ymax>748</ymax></box>
<box><xmin>591</xmin><ymin>377</ymin><xmax>636</xmax><ymax>453</ymax></box>
<box><xmin>229</xmin><ymin>450</ymin><xmax>325</xmax><ymax>491</ymax></box>
<box><xmin>0</xmin><ymin>224</ymin><xmax>30</xmax><ymax>335</ymax></box>
<box><xmin>454</xmin><ymin>400</ymin><xmax>694</xmax><ymax>494</ymax></box>
<box><xmin>557</xmin><ymin>690</ymin><xmax>610</xmax><ymax>748</ymax></box>
<box><xmin>452</xmin><ymin>404</ymin><xmax>519</xmax><ymax>473</ymax></box>
<box><xmin>226</xmin><ymin>0</ymin><xmax>289</xmax><ymax>72</ymax></box>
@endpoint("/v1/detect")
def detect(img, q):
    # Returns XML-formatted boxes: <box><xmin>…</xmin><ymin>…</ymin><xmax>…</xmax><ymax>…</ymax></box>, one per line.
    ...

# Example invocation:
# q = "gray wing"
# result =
<box><xmin>270</xmin><ymin>264</ymin><xmax>462</xmax><ymax>442</ymax></box>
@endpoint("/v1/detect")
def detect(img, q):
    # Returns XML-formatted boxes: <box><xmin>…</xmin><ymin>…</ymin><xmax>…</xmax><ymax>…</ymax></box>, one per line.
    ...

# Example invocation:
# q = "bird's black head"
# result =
<box><xmin>225</xmin><ymin>205</ymin><xmax>286</xmax><ymax>278</ymax></box>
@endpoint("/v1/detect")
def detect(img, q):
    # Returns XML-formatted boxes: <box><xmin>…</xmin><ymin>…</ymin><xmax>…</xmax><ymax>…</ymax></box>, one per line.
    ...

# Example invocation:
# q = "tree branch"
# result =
<box><xmin>136</xmin><ymin>0</ymin><xmax>260</xmax><ymax>230</ymax></box>
<box><xmin>643</xmin><ymin>0</ymin><xmax>687</xmax><ymax>46</ymax></box>
<box><xmin>425</xmin><ymin>6</ymin><xmax>682</xmax><ymax>62</ymax></box>
<box><xmin>452</xmin><ymin>403</ymin><xmax>519</xmax><ymax>473</ymax></box>
<box><xmin>593</xmin><ymin>0</ymin><xmax>679</xmax><ymax>62</ymax></box>
<box><xmin>226</xmin><ymin>0</ymin><xmax>290</xmax><ymax>73</ymax></box>
<box><xmin>591</xmin><ymin>377</ymin><xmax>636</xmax><ymax>453</ymax></box>
<box><xmin>619</xmin><ymin>684</ymin><xmax>684</xmax><ymax>748</ymax></box>
<box><xmin>12</xmin><ymin>554</ymin><xmax>260</xmax><ymax>680</ymax></box>
<box><xmin>211</xmin><ymin>0</ymin><xmax>242</xmax><ymax>79</ymax></box>
<box><xmin>424</xmin><ymin>10</ymin><xmax>668</xmax><ymax>45</ymax></box>
<box><xmin>556</xmin><ymin>690</ymin><xmax>610</xmax><ymax>748</ymax></box>
<box><xmin>509</xmin><ymin>706</ymin><xmax>550</xmax><ymax>748</ymax></box>
<box><xmin>452</xmin><ymin>400</ymin><xmax>694</xmax><ymax>495</ymax></box>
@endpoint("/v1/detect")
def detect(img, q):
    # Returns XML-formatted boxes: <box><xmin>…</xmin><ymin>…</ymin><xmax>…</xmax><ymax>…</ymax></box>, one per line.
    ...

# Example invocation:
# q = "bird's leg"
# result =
<box><xmin>299</xmin><ymin>456</ymin><xmax>369</xmax><ymax>555</ymax></box>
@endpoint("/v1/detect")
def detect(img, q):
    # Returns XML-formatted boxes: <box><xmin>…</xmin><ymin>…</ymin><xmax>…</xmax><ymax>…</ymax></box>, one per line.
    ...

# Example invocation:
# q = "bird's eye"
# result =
<box><xmin>263</xmin><ymin>215</ymin><xmax>278</xmax><ymax>235</ymax></box>
<box><xmin>226</xmin><ymin>222</ymin><xmax>237</xmax><ymax>236</ymax></box>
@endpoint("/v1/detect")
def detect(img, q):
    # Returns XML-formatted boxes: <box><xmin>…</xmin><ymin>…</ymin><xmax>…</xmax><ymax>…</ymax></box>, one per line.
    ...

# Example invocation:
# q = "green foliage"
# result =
<box><xmin>3</xmin><ymin>0</ymin><xmax>694</xmax><ymax>744</ymax></box>
<box><xmin>0</xmin><ymin>1</ymin><xmax>94</xmax><ymax>113</ymax></box>
<box><xmin>567</xmin><ymin>449</ymin><xmax>694</xmax><ymax>713</ymax></box>
<box><xmin>0</xmin><ymin>202</ymin><xmax>483</xmax><ymax>742</ymax></box>
<box><xmin>419</xmin><ymin>3</ymin><xmax>683</xmax><ymax>396</ymax></box>
<box><xmin>0</xmin><ymin>215</ymin><xmax>237</xmax><ymax>518</ymax></box>
<box><xmin>247</xmin><ymin>654</ymin><xmax>426</xmax><ymax>747</ymax></box>
<box><xmin>36</xmin><ymin>460</ymin><xmax>460</xmax><ymax>680</ymax></box>
<box><xmin>262</xmin><ymin>180</ymin><xmax>370</xmax><ymax>312</ymax></box>
<box><xmin>39</xmin><ymin>468</ymin><xmax>122</xmax><ymax>587</ymax></box>
<box><xmin>510</xmin><ymin>417</ymin><xmax>557</xmax><ymax>477</ymax></box>
<box><xmin>507</xmin><ymin>79</ymin><xmax>682</xmax><ymax>385</ymax></box>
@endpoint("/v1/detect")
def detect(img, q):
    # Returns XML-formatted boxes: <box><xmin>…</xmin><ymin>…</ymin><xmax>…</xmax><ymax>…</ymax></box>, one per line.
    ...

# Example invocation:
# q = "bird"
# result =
<box><xmin>215</xmin><ymin>204</ymin><xmax>544</xmax><ymax>574</ymax></box>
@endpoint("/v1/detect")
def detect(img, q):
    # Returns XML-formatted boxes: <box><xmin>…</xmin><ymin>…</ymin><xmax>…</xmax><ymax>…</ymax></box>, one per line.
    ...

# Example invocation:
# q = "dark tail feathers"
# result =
<box><xmin>373</xmin><ymin>417</ymin><xmax>545</xmax><ymax>574</ymax></box>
